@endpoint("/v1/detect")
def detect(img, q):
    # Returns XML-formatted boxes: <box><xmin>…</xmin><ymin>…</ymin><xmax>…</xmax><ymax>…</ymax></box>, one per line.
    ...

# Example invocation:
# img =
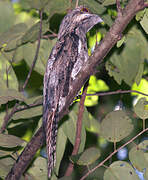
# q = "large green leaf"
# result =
<box><xmin>100</xmin><ymin>110</ymin><xmax>133</xmax><ymax>142</ymax></box>
<box><xmin>24</xmin><ymin>0</ymin><xmax>49</xmax><ymax>10</ymax></box>
<box><xmin>16</xmin><ymin>39</ymin><xmax>56</xmax><ymax>75</ymax></box>
<box><xmin>0</xmin><ymin>23</ymin><xmax>27</xmax><ymax>49</ymax></box>
<box><xmin>0</xmin><ymin>157</ymin><xmax>16</xmax><ymax>179</ymax></box>
<box><xmin>129</xmin><ymin>140</ymin><xmax>148</xmax><ymax>171</ymax></box>
<box><xmin>28</xmin><ymin>157</ymin><xmax>47</xmax><ymax>180</ymax></box>
<box><xmin>0</xmin><ymin>89</ymin><xmax>26</xmax><ymax>105</ymax></box>
<box><xmin>62</xmin><ymin>103</ymin><xmax>86</xmax><ymax>153</ymax></box>
<box><xmin>0</xmin><ymin>1</ymin><xmax>15</xmax><ymax>33</ymax></box>
<box><xmin>44</xmin><ymin>0</ymin><xmax>71</xmax><ymax>16</ymax></box>
<box><xmin>0</xmin><ymin>134</ymin><xmax>26</xmax><ymax>148</ymax></box>
<box><xmin>12</xmin><ymin>106</ymin><xmax>42</xmax><ymax>120</ymax></box>
<box><xmin>104</xmin><ymin>161</ymin><xmax>139</xmax><ymax>180</ymax></box>
<box><xmin>21</xmin><ymin>21</ymin><xmax>49</xmax><ymax>43</ymax></box>
<box><xmin>106</xmin><ymin>26</ymin><xmax>148</xmax><ymax>86</ymax></box>
<box><xmin>55</xmin><ymin>126</ymin><xmax>67</xmax><ymax>176</ymax></box>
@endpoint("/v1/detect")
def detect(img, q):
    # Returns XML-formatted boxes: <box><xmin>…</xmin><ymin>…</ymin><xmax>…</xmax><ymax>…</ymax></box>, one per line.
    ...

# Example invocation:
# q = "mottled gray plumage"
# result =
<box><xmin>43</xmin><ymin>6</ymin><xmax>103</xmax><ymax>178</ymax></box>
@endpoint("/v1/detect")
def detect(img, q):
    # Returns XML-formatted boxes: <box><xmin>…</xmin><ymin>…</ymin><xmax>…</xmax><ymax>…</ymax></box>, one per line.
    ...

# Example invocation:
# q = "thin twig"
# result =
<box><xmin>80</xmin><ymin>127</ymin><xmax>148</xmax><ymax>180</ymax></box>
<box><xmin>65</xmin><ymin>82</ymin><xmax>89</xmax><ymax>176</ymax></box>
<box><xmin>23</xmin><ymin>10</ymin><xmax>43</xmax><ymax>90</ymax></box>
<box><xmin>86</xmin><ymin>89</ymin><xmax>148</xmax><ymax>97</ymax></box>
<box><xmin>0</xmin><ymin>103</ymin><xmax>19</xmax><ymax>133</ymax></box>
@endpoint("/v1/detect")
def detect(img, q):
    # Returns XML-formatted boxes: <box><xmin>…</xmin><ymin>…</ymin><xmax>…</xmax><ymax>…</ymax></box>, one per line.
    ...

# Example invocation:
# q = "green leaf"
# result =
<box><xmin>0</xmin><ymin>134</ymin><xmax>26</xmax><ymax>148</ymax></box>
<box><xmin>100</xmin><ymin>110</ymin><xmax>133</xmax><ymax>142</ymax></box>
<box><xmin>75</xmin><ymin>147</ymin><xmax>100</xmax><ymax>166</ymax></box>
<box><xmin>0</xmin><ymin>89</ymin><xmax>26</xmax><ymax>105</ymax></box>
<box><xmin>103</xmin><ymin>0</ymin><xmax>116</xmax><ymax>6</ymax></box>
<box><xmin>0</xmin><ymin>55</ymin><xmax>19</xmax><ymax>90</ymax></box>
<box><xmin>134</xmin><ymin>97</ymin><xmax>148</xmax><ymax>119</ymax></box>
<box><xmin>18</xmin><ymin>39</ymin><xmax>56</xmax><ymax>75</ymax></box>
<box><xmin>85</xmin><ymin>76</ymin><xmax>109</xmax><ymax>107</ymax></box>
<box><xmin>21</xmin><ymin>21</ymin><xmax>49</xmax><ymax>43</ymax></box>
<box><xmin>86</xmin><ymin>117</ymin><xmax>100</xmax><ymax>134</ymax></box>
<box><xmin>117</xmin><ymin>36</ymin><xmax>126</xmax><ymax>48</ymax></box>
<box><xmin>44</xmin><ymin>0</ymin><xmax>71</xmax><ymax>16</ymax></box>
<box><xmin>144</xmin><ymin>168</ymin><xmax>148</xmax><ymax>180</ymax></box>
<box><xmin>55</xmin><ymin>126</ymin><xmax>67</xmax><ymax>175</ymax></box>
<box><xmin>131</xmin><ymin>78</ymin><xmax>148</xmax><ymax>100</ymax></box>
<box><xmin>62</xmin><ymin>103</ymin><xmax>86</xmax><ymax>153</ymax></box>
<box><xmin>0</xmin><ymin>23</ymin><xmax>27</xmax><ymax>49</ymax></box>
<box><xmin>0</xmin><ymin>1</ymin><xmax>15</xmax><ymax>33</ymax></box>
<box><xmin>0</xmin><ymin>150</ymin><xmax>13</xmax><ymax>158</ymax></box>
<box><xmin>140</xmin><ymin>9</ymin><xmax>148</xmax><ymax>34</ymax></box>
<box><xmin>12</xmin><ymin>106</ymin><xmax>42</xmax><ymax>120</ymax></box>
<box><xmin>106</xmin><ymin>26</ymin><xmax>148</xmax><ymax>86</ymax></box>
<box><xmin>104</xmin><ymin>161</ymin><xmax>139</xmax><ymax>180</ymax></box>
<box><xmin>24</xmin><ymin>0</ymin><xmax>49</xmax><ymax>10</ymax></box>
<box><xmin>0</xmin><ymin>157</ymin><xmax>16</xmax><ymax>179</ymax></box>
<box><xmin>28</xmin><ymin>157</ymin><xmax>47</xmax><ymax>180</ymax></box>
<box><xmin>129</xmin><ymin>140</ymin><xmax>148</xmax><ymax>171</ymax></box>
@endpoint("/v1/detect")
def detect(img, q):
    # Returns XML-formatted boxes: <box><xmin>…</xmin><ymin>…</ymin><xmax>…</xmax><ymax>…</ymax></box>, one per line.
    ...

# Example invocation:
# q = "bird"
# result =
<box><xmin>43</xmin><ymin>6</ymin><xmax>103</xmax><ymax>178</ymax></box>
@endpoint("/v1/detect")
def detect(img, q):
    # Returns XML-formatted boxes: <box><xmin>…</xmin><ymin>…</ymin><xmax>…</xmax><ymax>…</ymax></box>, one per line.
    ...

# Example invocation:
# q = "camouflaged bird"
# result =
<box><xmin>43</xmin><ymin>6</ymin><xmax>103</xmax><ymax>178</ymax></box>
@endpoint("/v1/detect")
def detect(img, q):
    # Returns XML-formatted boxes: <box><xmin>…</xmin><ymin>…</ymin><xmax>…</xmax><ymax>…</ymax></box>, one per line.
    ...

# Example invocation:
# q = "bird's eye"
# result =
<box><xmin>81</xmin><ymin>7</ymin><xmax>89</xmax><ymax>13</ymax></box>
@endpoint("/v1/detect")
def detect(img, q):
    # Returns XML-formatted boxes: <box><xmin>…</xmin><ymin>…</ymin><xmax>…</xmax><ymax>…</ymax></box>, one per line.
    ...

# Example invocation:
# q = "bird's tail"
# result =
<box><xmin>44</xmin><ymin>110</ymin><xmax>58</xmax><ymax>178</ymax></box>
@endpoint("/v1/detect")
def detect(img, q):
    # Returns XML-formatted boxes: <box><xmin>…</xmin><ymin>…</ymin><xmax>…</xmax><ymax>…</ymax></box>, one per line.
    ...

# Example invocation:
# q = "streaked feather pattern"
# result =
<box><xmin>43</xmin><ymin>6</ymin><xmax>103</xmax><ymax>178</ymax></box>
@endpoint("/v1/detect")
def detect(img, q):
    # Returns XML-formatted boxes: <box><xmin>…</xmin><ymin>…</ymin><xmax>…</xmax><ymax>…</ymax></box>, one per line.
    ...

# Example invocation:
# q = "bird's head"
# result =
<box><xmin>58</xmin><ymin>6</ymin><xmax>103</xmax><ymax>39</ymax></box>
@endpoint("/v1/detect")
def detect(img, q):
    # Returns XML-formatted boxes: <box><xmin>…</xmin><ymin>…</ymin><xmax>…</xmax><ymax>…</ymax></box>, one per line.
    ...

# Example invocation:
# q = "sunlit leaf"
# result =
<box><xmin>132</xmin><ymin>78</ymin><xmax>148</xmax><ymax>100</ymax></box>
<box><xmin>85</xmin><ymin>76</ymin><xmax>109</xmax><ymax>107</ymax></box>
<box><xmin>134</xmin><ymin>97</ymin><xmax>148</xmax><ymax>119</ymax></box>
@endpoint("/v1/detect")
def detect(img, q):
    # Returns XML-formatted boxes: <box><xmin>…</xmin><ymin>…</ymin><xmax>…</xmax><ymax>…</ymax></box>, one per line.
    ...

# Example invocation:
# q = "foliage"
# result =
<box><xmin>0</xmin><ymin>0</ymin><xmax>148</xmax><ymax>180</ymax></box>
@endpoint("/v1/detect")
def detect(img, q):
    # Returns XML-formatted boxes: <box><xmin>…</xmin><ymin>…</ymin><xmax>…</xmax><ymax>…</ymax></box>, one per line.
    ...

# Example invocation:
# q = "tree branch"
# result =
<box><xmin>22</xmin><ymin>10</ymin><xmax>43</xmax><ymax>90</ymax></box>
<box><xmin>5</xmin><ymin>0</ymin><xmax>148</xmax><ymax>179</ymax></box>
<box><xmin>65</xmin><ymin>82</ymin><xmax>88</xmax><ymax>176</ymax></box>
<box><xmin>80</xmin><ymin>127</ymin><xmax>148</xmax><ymax>180</ymax></box>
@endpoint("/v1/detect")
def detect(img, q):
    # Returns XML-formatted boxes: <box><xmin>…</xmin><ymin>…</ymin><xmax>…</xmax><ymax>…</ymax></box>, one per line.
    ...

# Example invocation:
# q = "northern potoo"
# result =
<box><xmin>43</xmin><ymin>6</ymin><xmax>103</xmax><ymax>178</ymax></box>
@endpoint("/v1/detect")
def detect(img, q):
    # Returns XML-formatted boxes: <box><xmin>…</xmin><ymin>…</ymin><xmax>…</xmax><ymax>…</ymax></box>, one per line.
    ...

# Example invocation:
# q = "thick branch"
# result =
<box><xmin>5</xmin><ymin>0</ymin><xmax>147</xmax><ymax>179</ymax></box>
